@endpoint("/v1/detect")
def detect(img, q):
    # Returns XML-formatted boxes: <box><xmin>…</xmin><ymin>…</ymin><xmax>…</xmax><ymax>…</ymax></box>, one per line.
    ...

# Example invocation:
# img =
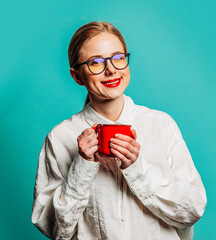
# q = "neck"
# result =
<box><xmin>89</xmin><ymin>95</ymin><xmax>125</xmax><ymax>122</ymax></box>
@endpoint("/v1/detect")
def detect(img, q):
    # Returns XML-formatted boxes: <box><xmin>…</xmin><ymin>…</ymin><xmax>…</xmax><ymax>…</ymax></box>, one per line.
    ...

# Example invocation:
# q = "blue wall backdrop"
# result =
<box><xmin>0</xmin><ymin>0</ymin><xmax>215</xmax><ymax>239</ymax></box>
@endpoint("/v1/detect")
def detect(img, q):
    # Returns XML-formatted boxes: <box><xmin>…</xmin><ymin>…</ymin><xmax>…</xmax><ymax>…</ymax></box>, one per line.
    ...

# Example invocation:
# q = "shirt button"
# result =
<box><xmin>124</xmin><ymin>172</ymin><xmax>129</xmax><ymax>176</ymax></box>
<box><xmin>121</xmin><ymin>218</ymin><xmax>125</xmax><ymax>222</ymax></box>
<box><xmin>139</xmin><ymin>193</ymin><xmax>144</xmax><ymax>198</ymax></box>
<box><xmin>131</xmin><ymin>183</ymin><xmax>134</xmax><ymax>187</ymax></box>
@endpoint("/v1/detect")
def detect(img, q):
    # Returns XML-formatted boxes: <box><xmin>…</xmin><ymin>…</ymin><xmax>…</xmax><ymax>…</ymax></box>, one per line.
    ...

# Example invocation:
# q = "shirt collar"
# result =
<box><xmin>82</xmin><ymin>95</ymin><xmax>134</xmax><ymax>127</ymax></box>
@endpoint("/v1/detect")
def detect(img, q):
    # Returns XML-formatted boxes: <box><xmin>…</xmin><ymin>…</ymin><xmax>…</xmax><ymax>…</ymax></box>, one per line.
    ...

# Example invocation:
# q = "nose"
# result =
<box><xmin>104</xmin><ymin>59</ymin><xmax>116</xmax><ymax>75</ymax></box>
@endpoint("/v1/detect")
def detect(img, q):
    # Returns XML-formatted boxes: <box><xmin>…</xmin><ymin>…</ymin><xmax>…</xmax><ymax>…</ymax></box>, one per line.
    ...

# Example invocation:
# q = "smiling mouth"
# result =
<box><xmin>101</xmin><ymin>78</ymin><xmax>121</xmax><ymax>88</ymax></box>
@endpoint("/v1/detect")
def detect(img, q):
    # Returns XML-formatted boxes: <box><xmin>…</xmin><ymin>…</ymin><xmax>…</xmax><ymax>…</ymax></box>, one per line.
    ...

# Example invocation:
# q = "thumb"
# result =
<box><xmin>92</xmin><ymin>123</ymin><xmax>98</xmax><ymax>130</ymax></box>
<box><xmin>131</xmin><ymin>129</ymin><xmax>137</xmax><ymax>140</ymax></box>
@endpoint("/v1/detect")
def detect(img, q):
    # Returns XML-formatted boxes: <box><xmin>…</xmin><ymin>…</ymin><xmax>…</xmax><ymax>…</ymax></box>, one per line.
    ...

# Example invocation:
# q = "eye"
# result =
<box><xmin>112</xmin><ymin>53</ymin><xmax>125</xmax><ymax>61</ymax></box>
<box><xmin>90</xmin><ymin>58</ymin><xmax>104</xmax><ymax>66</ymax></box>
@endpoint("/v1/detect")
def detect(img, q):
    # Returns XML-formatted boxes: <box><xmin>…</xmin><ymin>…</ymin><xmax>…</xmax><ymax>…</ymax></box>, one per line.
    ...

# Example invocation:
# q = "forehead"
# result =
<box><xmin>79</xmin><ymin>33</ymin><xmax>125</xmax><ymax>60</ymax></box>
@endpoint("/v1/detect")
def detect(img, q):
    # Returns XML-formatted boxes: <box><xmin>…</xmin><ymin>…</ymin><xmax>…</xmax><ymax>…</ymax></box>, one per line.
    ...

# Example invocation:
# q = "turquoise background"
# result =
<box><xmin>0</xmin><ymin>0</ymin><xmax>215</xmax><ymax>239</ymax></box>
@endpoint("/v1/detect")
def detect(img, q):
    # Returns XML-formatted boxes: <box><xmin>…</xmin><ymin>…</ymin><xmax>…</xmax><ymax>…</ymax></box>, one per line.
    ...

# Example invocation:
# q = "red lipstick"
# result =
<box><xmin>101</xmin><ymin>78</ymin><xmax>121</xmax><ymax>88</ymax></box>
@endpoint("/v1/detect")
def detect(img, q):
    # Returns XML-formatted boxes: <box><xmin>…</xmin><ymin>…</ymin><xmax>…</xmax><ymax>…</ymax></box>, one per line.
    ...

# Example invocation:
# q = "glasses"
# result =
<box><xmin>76</xmin><ymin>53</ymin><xmax>130</xmax><ymax>74</ymax></box>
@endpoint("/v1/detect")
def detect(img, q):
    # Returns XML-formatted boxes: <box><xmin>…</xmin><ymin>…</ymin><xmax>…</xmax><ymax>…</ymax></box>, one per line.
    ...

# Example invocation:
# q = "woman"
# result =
<box><xmin>32</xmin><ymin>21</ymin><xmax>207</xmax><ymax>240</ymax></box>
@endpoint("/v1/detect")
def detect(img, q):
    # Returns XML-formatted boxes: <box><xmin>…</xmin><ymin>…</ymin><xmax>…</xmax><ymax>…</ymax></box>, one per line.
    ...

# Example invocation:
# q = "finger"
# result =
<box><xmin>110</xmin><ymin>147</ymin><xmax>127</xmax><ymax>161</ymax></box>
<box><xmin>83</xmin><ymin>127</ymin><xmax>96</xmax><ymax>136</ymax></box>
<box><xmin>110</xmin><ymin>148</ymin><xmax>131</xmax><ymax>168</ymax></box>
<box><xmin>110</xmin><ymin>142</ymin><xmax>133</xmax><ymax>160</ymax></box>
<box><xmin>79</xmin><ymin>145</ymin><xmax>98</xmax><ymax>161</ymax></box>
<box><xmin>84</xmin><ymin>145</ymin><xmax>98</xmax><ymax>157</ymax></box>
<box><xmin>131</xmin><ymin>129</ymin><xmax>137</xmax><ymax>140</ymax></box>
<box><xmin>110</xmin><ymin>138</ymin><xmax>134</xmax><ymax>153</ymax></box>
<box><xmin>86</xmin><ymin>132</ymin><xmax>97</xmax><ymax>143</ymax></box>
<box><xmin>87</xmin><ymin>138</ymin><xmax>98</xmax><ymax>148</ymax></box>
<box><xmin>92</xmin><ymin>123</ymin><xmax>98</xmax><ymax>131</ymax></box>
<box><xmin>114</xmin><ymin>134</ymin><xmax>137</xmax><ymax>148</ymax></box>
<box><xmin>78</xmin><ymin>132</ymin><xmax>97</xmax><ymax>148</ymax></box>
<box><xmin>79</xmin><ymin>128</ymin><xmax>97</xmax><ymax>140</ymax></box>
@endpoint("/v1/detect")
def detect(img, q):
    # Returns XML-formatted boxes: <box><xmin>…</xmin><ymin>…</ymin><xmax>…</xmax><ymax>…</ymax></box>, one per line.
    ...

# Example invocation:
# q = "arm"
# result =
<box><xmin>32</xmin><ymin>129</ymin><xmax>99</xmax><ymax>239</ymax></box>
<box><xmin>110</xmin><ymin>120</ymin><xmax>207</xmax><ymax>229</ymax></box>
<box><xmin>121</xmin><ymin>147</ymin><xmax>206</xmax><ymax>229</ymax></box>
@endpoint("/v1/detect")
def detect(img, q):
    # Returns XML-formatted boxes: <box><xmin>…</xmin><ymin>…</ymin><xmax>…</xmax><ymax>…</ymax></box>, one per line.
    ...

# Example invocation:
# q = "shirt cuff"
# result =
<box><xmin>62</xmin><ymin>153</ymin><xmax>100</xmax><ymax>200</ymax></box>
<box><xmin>120</xmin><ymin>155</ymin><xmax>154</xmax><ymax>201</ymax></box>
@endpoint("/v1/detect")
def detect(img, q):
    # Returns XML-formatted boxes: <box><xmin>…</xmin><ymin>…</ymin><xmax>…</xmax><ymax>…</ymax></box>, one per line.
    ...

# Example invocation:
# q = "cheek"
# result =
<box><xmin>85</xmin><ymin>76</ymin><xmax>100</xmax><ymax>88</ymax></box>
<box><xmin>123</xmin><ymin>68</ymin><xmax>130</xmax><ymax>81</ymax></box>
<box><xmin>80</xmin><ymin>69</ymin><xmax>96</xmax><ymax>85</ymax></box>
<box><xmin>90</xmin><ymin>75</ymin><xmax>100</xmax><ymax>83</ymax></box>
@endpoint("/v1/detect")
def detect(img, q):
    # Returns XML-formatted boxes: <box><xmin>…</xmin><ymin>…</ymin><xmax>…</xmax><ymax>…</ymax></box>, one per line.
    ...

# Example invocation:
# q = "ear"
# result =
<box><xmin>70</xmin><ymin>68</ymin><xmax>85</xmax><ymax>86</ymax></box>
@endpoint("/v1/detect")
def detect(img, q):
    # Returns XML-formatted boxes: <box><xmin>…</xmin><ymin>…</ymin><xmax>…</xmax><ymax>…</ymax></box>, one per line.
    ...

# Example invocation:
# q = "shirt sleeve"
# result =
<box><xmin>121</xmin><ymin>117</ymin><xmax>207</xmax><ymax>230</ymax></box>
<box><xmin>31</xmin><ymin>133</ymin><xmax>100</xmax><ymax>239</ymax></box>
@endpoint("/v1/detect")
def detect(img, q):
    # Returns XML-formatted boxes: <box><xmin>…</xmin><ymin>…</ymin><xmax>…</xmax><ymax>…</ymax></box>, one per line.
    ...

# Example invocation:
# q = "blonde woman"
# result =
<box><xmin>32</xmin><ymin>21</ymin><xmax>206</xmax><ymax>240</ymax></box>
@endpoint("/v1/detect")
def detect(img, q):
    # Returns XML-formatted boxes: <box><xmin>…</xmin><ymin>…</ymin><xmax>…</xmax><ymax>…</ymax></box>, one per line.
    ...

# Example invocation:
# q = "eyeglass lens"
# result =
<box><xmin>88</xmin><ymin>53</ymin><xmax>129</xmax><ymax>74</ymax></box>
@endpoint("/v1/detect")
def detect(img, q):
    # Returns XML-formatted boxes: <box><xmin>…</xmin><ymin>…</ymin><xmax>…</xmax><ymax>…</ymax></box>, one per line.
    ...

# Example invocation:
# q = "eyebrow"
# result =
<box><xmin>86</xmin><ymin>51</ymin><xmax>124</xmax><ymax>61</ymax></box>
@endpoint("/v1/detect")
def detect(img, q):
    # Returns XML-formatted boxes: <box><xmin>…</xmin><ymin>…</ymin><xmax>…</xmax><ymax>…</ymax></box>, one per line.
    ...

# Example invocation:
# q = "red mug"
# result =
<box><xmin>93</xmin><ymin>124</ymin><xmax>132</xmax><ymax>157</ymax></box>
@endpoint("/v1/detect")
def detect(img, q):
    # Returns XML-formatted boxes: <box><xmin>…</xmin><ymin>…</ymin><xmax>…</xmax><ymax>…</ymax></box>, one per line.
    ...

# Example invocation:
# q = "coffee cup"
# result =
<box><xmin>93</xmin><ymin>124</ymin><xmax>132</xmax><ymax>157</ymax></box>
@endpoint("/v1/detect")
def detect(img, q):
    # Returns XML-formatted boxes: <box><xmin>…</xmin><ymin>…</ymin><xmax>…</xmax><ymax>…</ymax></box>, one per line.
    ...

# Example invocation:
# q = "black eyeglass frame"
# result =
<box><xmin>76</xmin><ymin>52</ymin><xmax>130</xmax><ymax>74</ymax></box>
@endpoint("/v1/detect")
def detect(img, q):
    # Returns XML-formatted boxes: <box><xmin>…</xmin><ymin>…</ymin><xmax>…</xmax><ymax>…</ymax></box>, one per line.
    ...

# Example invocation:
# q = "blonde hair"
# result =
<box><xmin>68</xmin><ymin>21</ymin><xmax>128</xmax><ymax>105</ymax></box>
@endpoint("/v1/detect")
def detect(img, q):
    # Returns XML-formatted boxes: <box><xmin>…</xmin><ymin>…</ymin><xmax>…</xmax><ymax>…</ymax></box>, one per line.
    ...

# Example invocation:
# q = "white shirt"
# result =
<box><xmin>31</xmin><ymin>95</ymin><xmax>207</xmax><ymax>240</ymax></box>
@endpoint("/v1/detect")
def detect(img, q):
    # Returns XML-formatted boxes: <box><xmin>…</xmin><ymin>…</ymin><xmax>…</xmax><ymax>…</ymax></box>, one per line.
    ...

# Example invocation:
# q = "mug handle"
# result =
<box><xmin>92</xmin><ymin>124</ymin><xmax>100</xmax><ymax>132</ymax></box>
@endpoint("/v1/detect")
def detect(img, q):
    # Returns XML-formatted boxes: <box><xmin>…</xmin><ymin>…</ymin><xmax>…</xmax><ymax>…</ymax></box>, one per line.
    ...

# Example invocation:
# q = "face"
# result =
<box><xmin>71</xmin><ymin>32</ymin><xmax>130</xmax><ymax>103</ymax></box>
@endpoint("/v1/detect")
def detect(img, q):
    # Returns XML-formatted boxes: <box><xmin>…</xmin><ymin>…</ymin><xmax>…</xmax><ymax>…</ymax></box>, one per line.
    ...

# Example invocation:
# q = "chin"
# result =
<box><xmin>105</xmin><ymin>90</ymin><xmax>125</xmax><ymax>100</ymax></box>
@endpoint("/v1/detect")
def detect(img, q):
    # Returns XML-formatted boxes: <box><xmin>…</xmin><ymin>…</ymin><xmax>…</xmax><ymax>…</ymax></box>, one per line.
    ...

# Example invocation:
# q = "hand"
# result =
<box><xmin>110</xmin><ymin>129</ymin><xmax>140</xmax><ymax>169</ymax></box>
<box><xmin>77</xmin><ymin>124</ymin><xmax>98</xmax><ymax>162</ymax></box>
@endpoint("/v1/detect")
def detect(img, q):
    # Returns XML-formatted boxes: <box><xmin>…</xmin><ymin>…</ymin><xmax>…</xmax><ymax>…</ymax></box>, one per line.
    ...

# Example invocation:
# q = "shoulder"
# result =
<box><xmin>134</xmin><ymin>102</ymin><xmax>174</xmax><ymax>124</ymax></box>
<box><xmin>126</xmin><ymin>95</ymin><xmax>172</xmax><ymax>121</ymax></box>
<box><xmin>125</xmin><ymin>95</ymin><xmax>176</xmax><ymax>127</ymax></box>
<box><xmin>47</xmin><ymin>110</ymin><xmax>85</xmax><ymax>144</ymax></box>
<box><xmin>133</xmin><ymin>102</ymin><xmax>182</xmax><ymax>139</ymax></box>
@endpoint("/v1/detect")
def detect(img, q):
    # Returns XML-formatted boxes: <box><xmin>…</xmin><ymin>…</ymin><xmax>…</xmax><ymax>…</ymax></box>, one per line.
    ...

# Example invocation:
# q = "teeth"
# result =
<box><xmin>103</xmin><ymin>79</ymin><xmax>119</xmax><ymax>85</ymax></box>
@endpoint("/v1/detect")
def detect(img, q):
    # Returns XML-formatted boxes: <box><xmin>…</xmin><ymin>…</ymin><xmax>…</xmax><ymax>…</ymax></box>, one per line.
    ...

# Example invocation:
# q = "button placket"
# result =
<box><xmin>117</xmin><ymin>169</ymin><xmax>125</xmax><ymax>226</ymax></box>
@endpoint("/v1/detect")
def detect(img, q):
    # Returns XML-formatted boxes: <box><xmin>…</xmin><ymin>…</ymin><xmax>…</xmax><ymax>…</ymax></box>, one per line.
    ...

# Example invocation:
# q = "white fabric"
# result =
<box><xmin>32</xmin><ymin>95</ymin><xmax>207</xmax><ymax>240</ymax></box>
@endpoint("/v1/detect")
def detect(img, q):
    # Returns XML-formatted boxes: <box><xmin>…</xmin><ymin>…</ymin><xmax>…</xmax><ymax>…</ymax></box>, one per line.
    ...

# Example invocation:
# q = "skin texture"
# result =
<box><xmin>70</xmin><ymin>33</ymin><xmax>140</xmax><ymax>168</ymax></box>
